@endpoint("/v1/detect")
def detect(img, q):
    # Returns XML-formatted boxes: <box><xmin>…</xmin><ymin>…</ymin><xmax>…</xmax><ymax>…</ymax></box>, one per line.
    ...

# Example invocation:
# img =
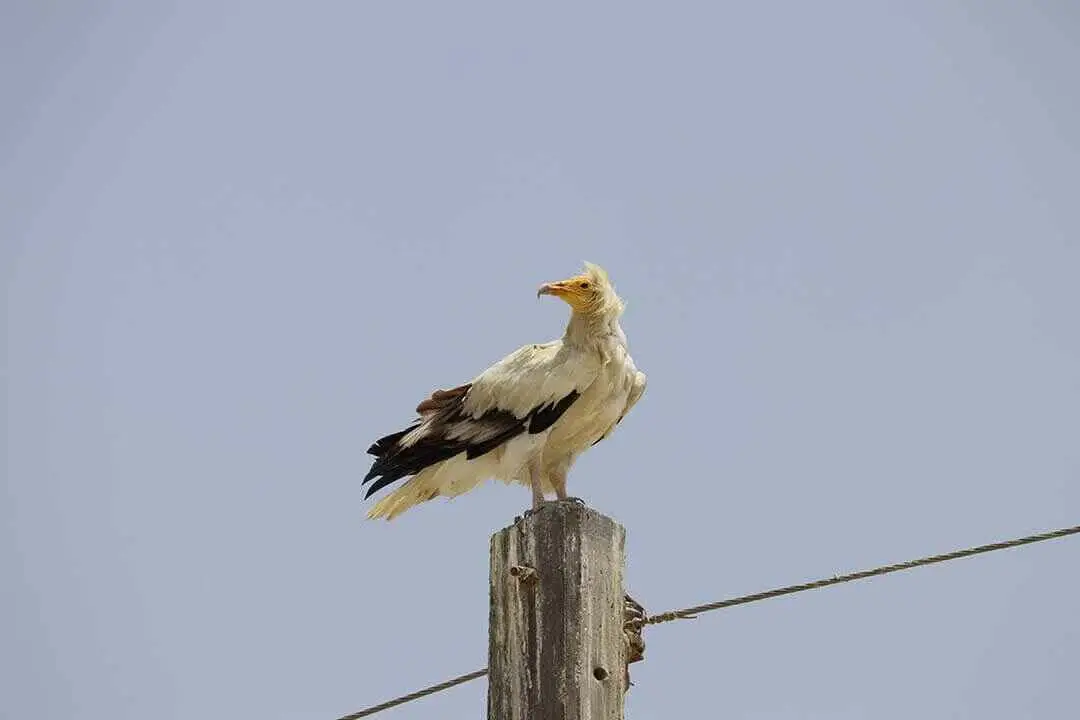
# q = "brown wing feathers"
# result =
<box><xmin>362</xmin><ymin>384</ymin><xmax>580</xmax><ymax>500</ymax></box>
<box><xmin>414</xmin><ymin>383</ymin><xmax>470</xmax><ymax>413</ymax></box>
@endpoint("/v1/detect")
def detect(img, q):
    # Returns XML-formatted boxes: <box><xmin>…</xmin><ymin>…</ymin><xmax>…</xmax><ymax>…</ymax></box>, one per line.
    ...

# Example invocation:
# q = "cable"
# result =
<box><xmin>337</xmin><ymin>523</ymin><xmax>1079</xmax><ymax>717</ymax></box>
<box><xmin>334</xmin><ymin>668</ymin><xmax>487</xmax><ymax>720</ymax></box>
<box><xmin>645</xmin><ymin>524</ymin><xmax>1080</xmax><ymax>625</ymax></box>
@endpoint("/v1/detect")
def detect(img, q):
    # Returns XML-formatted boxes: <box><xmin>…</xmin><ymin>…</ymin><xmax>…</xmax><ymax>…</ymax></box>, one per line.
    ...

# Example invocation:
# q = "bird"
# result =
<box><xmin>362</xmin><ymin>262</ymin><xmax>646</xmax><ymax>520</ymax></box>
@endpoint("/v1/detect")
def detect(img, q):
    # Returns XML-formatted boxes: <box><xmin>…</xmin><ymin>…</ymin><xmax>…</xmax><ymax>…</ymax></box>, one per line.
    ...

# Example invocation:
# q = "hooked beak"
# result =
<box><xmin>537</xmin><ymin>282</ymin><xmax>567</xmax><ymax>299</ymax></box>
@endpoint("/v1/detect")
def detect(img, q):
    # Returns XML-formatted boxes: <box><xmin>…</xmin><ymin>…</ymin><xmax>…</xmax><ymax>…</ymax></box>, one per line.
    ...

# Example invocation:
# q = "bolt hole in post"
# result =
<box><xmin>509</xmin><ymin>565</ymin><xmax>536</xmax><ymax>583</ymax></box>
<box><xmin>592</xmin><ymin>667</ymin><xmax>609</xmax><ymax>681</ymax></box>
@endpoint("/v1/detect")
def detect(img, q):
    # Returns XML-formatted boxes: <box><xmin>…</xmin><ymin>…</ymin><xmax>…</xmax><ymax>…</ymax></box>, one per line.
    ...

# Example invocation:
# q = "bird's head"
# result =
<box><xmin>537</xmin><ymin>262</ymin><xmax>624</xmax><ymax>318</ymax></box>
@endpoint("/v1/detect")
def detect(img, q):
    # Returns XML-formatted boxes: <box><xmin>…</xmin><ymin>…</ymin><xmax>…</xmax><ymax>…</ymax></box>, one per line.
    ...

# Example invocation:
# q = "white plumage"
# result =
<box><xmin>362</xmin><ymin>262</ymin><xmax>646</xmax><ymax>520</ymax></box>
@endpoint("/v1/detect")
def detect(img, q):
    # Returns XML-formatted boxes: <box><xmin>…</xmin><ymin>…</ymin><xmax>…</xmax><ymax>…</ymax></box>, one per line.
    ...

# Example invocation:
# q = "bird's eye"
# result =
<box><xmin>580</xmin><ymin>282</ymin><xmax>590</xmax><ymax>289</ymax></box>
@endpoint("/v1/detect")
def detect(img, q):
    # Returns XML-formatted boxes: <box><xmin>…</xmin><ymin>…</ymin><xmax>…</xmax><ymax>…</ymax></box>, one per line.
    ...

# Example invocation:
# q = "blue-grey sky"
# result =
<box><xmin>3</xmin><ymin>2</ymin><xmax>1079</xmax><ymax>719</ymax></box>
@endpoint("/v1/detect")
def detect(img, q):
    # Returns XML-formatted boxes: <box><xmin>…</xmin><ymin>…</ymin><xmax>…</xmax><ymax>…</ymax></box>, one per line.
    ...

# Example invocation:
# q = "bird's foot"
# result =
<box><xmin>523</xmin><ymin>497</ymin><xmax>551</xmax><ymax>519</ymax></box>
<box><xmin>521</xmin><ymin>497</ymin><xmax>586</xmax><ymax>521</ymax></box>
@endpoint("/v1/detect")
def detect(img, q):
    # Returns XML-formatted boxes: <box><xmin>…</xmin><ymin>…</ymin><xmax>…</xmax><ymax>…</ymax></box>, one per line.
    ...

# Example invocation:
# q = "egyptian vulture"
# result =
<box><xmin>362</xmin><ymin>262</ymin><xmax>646</xmax><ymax>520</ymax></box>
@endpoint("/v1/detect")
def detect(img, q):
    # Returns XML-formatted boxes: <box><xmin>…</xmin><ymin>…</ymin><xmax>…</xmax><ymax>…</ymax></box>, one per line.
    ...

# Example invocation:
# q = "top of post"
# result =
<box><xmin>502</xmin><ymin>498</ymin><xmax>623</xmax><ymax>535</ymax></box>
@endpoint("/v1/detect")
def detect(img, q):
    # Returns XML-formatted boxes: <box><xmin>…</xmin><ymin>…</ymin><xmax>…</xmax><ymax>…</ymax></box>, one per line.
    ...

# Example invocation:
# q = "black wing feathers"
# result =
<box><xmin>362</xmin><ymin>385</ymin><xmax>580</xmax><ymax>499</ymax></box>
<box><xmin>528</xmin><ymin>392</ymin><xmax>580</xmax><ymax>433</ymax></box>
<box><xmin>366</xmin><ymin>424</ymin><xmax>419</xmax><ymax>456</ymax></box>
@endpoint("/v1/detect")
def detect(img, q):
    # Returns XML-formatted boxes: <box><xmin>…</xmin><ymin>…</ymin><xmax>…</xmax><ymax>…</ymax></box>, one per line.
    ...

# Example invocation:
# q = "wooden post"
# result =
<box><xmin>488</xmin><ymin>500</ymin><xmax>626</xmax><ymax>720</ymax></box>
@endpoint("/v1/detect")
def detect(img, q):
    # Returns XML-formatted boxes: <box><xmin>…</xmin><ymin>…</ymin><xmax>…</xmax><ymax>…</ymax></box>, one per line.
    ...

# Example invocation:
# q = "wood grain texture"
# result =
<box><xmin>488</xmin><ymin>501</ymin><xmax>626</xmax><ymax>720</ymax></box>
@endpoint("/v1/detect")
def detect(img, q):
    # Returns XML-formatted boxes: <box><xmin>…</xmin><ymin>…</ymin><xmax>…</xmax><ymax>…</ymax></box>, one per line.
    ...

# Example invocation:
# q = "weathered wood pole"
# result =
<box><xmin>488</xmin><ymin>500</ymin><xmax>626</xmax><ymax>720</ymax></box>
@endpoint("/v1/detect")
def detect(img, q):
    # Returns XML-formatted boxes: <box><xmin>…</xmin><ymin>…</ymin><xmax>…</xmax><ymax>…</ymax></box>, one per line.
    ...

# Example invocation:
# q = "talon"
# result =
<box><xmin>563</xmin><ymin>496</ymin><xmax>587</xmax><ymax>506</ymax></box>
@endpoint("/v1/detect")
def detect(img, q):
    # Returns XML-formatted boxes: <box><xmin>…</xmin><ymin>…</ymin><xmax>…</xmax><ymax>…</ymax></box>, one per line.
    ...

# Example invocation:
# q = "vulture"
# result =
<box><xmin>362</xmin><ymin>262</ymin><xmax>646</xmax><ymax>520</ymax></box>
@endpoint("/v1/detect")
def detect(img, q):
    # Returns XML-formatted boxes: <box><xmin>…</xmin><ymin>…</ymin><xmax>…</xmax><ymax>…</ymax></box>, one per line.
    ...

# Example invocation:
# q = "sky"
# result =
<box><xmin>3</xmin><ymin>2</ymin><xmax>1079</xmax><ymax>718</ymax></box>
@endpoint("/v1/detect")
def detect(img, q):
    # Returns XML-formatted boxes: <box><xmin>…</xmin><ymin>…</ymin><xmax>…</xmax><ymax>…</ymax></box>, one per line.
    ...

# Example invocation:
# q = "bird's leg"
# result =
<box><xmin>552</xmin><ymin>471</ymin><xmax>569</xmax><ymax>500</ymax></box>
<box><xmin>551</xmin><ymin>470</ymin><xmax>587</xmax><ymax>506</ymax></box>
<box><xmin>529</xmin><ymin>456</ymin><xmax>545</xmax><ymax>510</ymax></box>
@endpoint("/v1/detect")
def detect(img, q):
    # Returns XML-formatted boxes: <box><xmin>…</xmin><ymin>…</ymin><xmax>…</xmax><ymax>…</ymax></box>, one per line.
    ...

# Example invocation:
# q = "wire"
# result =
<box><xmin>337</xmin><ymin>523</ymin><xmax>1079</xmax><ymax>717</ymax></box>
<box><xmin>334</xmin><ymin>668</ymin><xmax>487</xmax><ymax>720</ymax></box>
<box><xmin>645</xmin><ymin>524</ymin><xmax>1080</xmax><ymax>625</ymax></box>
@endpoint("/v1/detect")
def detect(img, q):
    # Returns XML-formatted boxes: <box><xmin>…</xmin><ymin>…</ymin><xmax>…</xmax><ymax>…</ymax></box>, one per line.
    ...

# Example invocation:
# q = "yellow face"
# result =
<box><xmin>537</xmin><ymin>273</ymin><xmax>596</xmax><ymax>312</ymax></box>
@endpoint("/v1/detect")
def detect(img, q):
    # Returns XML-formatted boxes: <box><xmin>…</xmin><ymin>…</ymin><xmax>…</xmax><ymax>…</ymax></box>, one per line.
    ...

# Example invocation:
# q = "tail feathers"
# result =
<box><xmin>367</xmin><ymin>477</ymin><xmax>440</xmax><ymax>520</ymax></box>
<box><xmin>364</xmin><ymin>444</ymin><xmax>559</xmax><ymax>520</ymax></box>
<box><xmin>366</xmin><ymin>457</ymin><xmax>486</xmax><ymax>520</ymax></box>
